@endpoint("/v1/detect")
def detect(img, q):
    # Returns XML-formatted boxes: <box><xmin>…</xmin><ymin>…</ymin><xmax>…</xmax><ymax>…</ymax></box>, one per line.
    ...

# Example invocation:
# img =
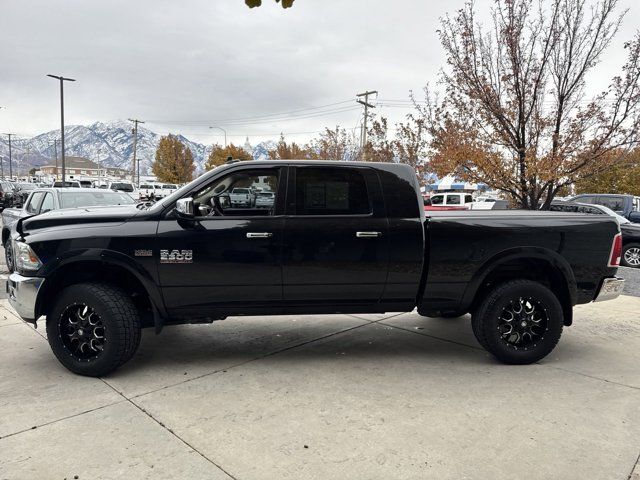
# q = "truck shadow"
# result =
<box><xmin>122</xmin><ymin>316</ymin><xmax>498</xmax><ymax>372</ymax></box>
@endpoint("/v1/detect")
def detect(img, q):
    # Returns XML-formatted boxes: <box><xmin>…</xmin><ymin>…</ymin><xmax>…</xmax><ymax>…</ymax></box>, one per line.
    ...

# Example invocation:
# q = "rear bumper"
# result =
<box><xmin>6</xmin><ymin>273</ymin><xmax>44</xmax><ymax>320</ymax></box>
<box><xmin>594</xmin><ymin>277</ymin><xmax>625</xmax><ymax>303</ymax></box>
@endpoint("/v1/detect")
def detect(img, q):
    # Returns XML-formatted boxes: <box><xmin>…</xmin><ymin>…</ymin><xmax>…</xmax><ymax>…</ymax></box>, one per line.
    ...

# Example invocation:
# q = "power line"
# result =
<box><xmin>145</xmin><ymin>99</ymin><xmax>355</xmax><ymax>125</ymax></box>
<box><xmin>147</xmin><ymin>105</ymin><xmax>361</xmax><ymax>127</ymax></box>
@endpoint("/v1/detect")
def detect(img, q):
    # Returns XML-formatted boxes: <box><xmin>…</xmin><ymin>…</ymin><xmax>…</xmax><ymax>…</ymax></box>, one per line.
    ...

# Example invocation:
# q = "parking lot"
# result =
<box><xmin>0</xmin><ymin>242</ymin><xmax>639</xmax><ymax>479</ymax></box>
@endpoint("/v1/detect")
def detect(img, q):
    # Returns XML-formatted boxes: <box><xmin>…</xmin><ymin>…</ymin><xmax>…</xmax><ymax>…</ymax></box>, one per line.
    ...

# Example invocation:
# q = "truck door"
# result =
<box><xmin>282</xmin><ymin>165</ymin><xmax>389</xmax><ymax>304</ymax></box>
<box><xmin>156</xmin><ymin>166</ymin><xmax>286</xmax><ymax>316</ymax></box>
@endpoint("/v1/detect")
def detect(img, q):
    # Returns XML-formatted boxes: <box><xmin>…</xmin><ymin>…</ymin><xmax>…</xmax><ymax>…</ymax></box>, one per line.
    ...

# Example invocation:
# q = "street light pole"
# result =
<box><xmin>209</xmin><ymin>126</ymin><xmax>227</xmax><ymax>147</ymax></box>
<box><xmin>47</xmin><ymin>74</ymin><xmax>76</xmax><ymax>184</ymax></box>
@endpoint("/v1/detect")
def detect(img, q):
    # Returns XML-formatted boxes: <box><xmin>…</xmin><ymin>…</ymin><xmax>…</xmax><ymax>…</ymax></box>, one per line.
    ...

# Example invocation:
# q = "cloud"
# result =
<box><xmin>1</xmin><ymin>0</ymin><xmax>638</xmax><ymax>145</ymax></box>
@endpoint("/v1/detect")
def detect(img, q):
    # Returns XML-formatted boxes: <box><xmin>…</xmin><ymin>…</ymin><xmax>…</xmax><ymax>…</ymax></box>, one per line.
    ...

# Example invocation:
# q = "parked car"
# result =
<box><xmin>255</xmin><ymin>191</ymin><xmax>275</xmax><ymax>208</ymax></box>
<box><xmin>161</xmin><ymin>183</ymin><xmax>179</xmax><ymax>197</ymax></box>
<box><xmin>569</xmin><ymin>193</ymin><xmax>640</xmax><ymax>223</ymax></box>
<box><xmin>6</xmin><ymin>161</ymin><xmax>624</xmax><ymax>376</ymax></box>
<box><xmin>1</xmin><ymin>188</ymin><xmax>135</xmax><ymax>272</ymax></box>
<box><xmin>78</xmin><ymin>179</ymin><xmax>93</xmax><ymax>188</ymax></box>
<box><xmin>138</xmin><ymin>183</ymin><xmax>161</xmax><ymax>200</ymax></box>
<box><xmin>52</xmin><ymin>180</ymin><xmax>81</xmax><ymax>188</ymax></box>
<box><xmin>424</xmin><ymin>192</ymin><xmax>474</xmax><ymax>211</ymax></box>
<box><xmin>12</xmin><ymin>182</ymin><xmax>37</xmax><ymax>207</ymax></box>
<box><xmin>0</xmin><ymin>181</ymin><xmax>19</xmax><ymax>210</ymax></box>
<box><xmin>107</xmin><ymin>181</ymin><xmax>137</xmax><ymax>200</ymax></box>
<box><xmin>549</xmin><ymin>201</ymin><xmax>640</xmax><ymax>268</ymax></box>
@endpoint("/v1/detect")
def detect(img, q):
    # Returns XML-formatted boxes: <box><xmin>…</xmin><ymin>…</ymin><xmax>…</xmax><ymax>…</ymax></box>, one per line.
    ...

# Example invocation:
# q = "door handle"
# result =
<box><xmin>246</xmin><ymin>232</ymin><xmax>273</xmax><ymax>239</ymax></box>
<box><xmin>356</xmin><ymin>231</ymin><xmax>382</xmax><ymax>238</ymax></box>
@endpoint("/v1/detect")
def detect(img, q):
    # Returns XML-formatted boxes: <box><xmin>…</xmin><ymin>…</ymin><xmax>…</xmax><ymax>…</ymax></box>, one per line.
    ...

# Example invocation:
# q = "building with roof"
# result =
<box><xmin>39</xmin><ymin>157</ymin><xmax>129</xmax><ymax>179</ymax></box>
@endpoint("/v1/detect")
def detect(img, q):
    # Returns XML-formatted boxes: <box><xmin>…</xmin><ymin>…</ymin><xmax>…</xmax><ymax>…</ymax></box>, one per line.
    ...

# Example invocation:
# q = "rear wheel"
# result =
<box><xmin>47</xmin><ymin>283</ymin><xmax>141</xmax><ymax>377</ymax></box>
<box><xmin>622</xmin><ymin>243</ymin><xmax>640</xmax><ymax>268</ymax></box>
<box><xmin>472</xmin><ymin>280</ymin><xmax>563</xmax><ymax>364</ymax></box>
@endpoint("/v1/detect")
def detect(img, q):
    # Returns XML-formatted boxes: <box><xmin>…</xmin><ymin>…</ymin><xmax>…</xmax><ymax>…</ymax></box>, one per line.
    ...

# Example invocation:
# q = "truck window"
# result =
<box><xmin>192</xmin><ymin>168</ymin><xmax>280</xmax><ymax>216</ymax></box>
<box><xmin>40</xmin><ymin>193</ymin><xmax>54</xmax><ymax>213</ymax></box>
<box><xmin>595</xmin><ymin>196</ymin><xmax>624</xmax><ymax>212</ymax></box>
<box><xmin>430</xmin><ymin>195</ymin><xmax>444</xmax><ymax>205</ymax></box>
<box><xmin>295</xmin><ymin>167</ymin><xmax>370</xmax><ymax>216</ymax></box>
<box><xmin>465</xmin><ymin>195</ymin><xmax>474</xmax><ymax>204</ymax></box>
<box><xmin>447</xmin><ymin>194</ymin><xmax>461</xmax><ymax>205</ymax></box>
<box><xmin>26</xmin><ymin>192</ymin><xmax>45</xmax><ymax>214</ymax></box>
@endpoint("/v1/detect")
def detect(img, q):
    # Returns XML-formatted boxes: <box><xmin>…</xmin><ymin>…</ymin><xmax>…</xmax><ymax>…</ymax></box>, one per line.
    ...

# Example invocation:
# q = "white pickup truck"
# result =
<box><xmin>229</xmin><ymin>187</ymin><xmax>253</xmax><ymax>207</ymax></box>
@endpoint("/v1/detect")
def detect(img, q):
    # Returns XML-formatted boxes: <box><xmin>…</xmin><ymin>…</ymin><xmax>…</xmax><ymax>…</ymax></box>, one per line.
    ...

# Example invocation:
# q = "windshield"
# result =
<box><xmin>18</xmin><ymin>183</ymin><xmax>36</xmax><ymax>190</ymax></box>
<box><xmin>60</xmin><ymin>191</ymin><xmax>135</xmax><ymax>208</ymax></box>
<box><xmin>110</xmin><ymin>183</ymin><xmax>134</xmax><ymax>192</ymax></box>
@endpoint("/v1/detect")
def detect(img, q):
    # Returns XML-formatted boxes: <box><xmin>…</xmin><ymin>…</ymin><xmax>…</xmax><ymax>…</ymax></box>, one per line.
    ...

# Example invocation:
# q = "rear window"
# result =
<box><xmin>110</xmin><ymin>183</ymin><xmax>134</xmax><ymax>192</ymax></box>
<box><xmin>593</xmin><ymin>196</ymin><xmax>624</xmax><ymax>212</ymax></box>
<box><xmin>233</xmin><ymin>188</ymin><xmax>250</xmax><ymax>194</ymax></box>
<box><xmin>60</xmin><ymin>191</ymin><xmax>135</xmax><ymax>208</ymax></box>
<box><xmin>295</xmin><ymin>167</ymin><xmax>370</xmax><ymax>216</ymax></box>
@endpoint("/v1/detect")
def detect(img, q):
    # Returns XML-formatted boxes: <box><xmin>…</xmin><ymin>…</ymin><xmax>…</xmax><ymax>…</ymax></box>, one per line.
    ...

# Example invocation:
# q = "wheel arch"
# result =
<box><xmin>461</xmin><ymin>247</ymin><xmax>577</xmax><ymax>326</ymax></box>
<box><xmin>36</xmin><ymin>251</ymin><xmax>166</xmax><ymax>331</ymax></box>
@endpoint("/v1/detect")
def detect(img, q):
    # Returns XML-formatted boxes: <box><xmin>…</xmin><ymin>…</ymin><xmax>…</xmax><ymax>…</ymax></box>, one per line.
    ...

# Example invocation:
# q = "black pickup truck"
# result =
<box><xmin>6</xmin><ymin>161</ymin><xmax>625</xmax><ymax>376</ymax></box>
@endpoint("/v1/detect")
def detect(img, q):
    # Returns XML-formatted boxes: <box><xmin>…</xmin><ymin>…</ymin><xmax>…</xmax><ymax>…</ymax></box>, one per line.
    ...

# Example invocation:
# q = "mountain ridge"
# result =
<box><xmin>0</xmin><ymin>121</ymin><xmax>273</xmax><ymax>175</ymax></box>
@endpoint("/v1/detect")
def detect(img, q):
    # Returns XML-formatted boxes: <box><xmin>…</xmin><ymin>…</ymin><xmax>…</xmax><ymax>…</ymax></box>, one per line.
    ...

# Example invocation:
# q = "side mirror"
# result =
<box><xmin>176</xmin><ymin>197</ymin><xmax>194</xmax><ymax>219</ymax></box>
<box><xmin>628</xmin><ymin>211</ymin><xmax>640</xmax><ymax>223</ymax></box>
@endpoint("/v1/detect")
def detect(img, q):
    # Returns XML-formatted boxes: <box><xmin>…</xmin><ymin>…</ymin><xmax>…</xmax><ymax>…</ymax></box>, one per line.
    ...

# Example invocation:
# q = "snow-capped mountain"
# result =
<box><xmin>0</xmin><ymin>121</ymin><xmax>273</xmax><ymax>175</ymax></box>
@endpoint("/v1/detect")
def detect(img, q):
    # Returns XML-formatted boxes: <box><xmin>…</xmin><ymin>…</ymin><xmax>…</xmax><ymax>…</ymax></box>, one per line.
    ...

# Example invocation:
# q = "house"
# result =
<box><xmin>39</xmin><ymin>157</ymin><xmax>129</xmax><ymax>179</ymax></box>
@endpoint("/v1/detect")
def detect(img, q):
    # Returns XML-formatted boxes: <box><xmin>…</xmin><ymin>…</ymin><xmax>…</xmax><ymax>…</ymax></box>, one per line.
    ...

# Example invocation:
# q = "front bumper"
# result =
<box><xmin>594</xmin><ymin>277</ymin><xmax>625</xmax><ymax>303</ymax></box>
<box><xmin>6</xmin><ymin>273</ymin><xmax>44</xmax><ymax>320</ymax></box>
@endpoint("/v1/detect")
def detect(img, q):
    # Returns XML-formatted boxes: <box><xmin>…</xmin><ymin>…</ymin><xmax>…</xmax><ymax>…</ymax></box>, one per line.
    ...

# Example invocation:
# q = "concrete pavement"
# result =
<box><xmin>1</xmin><ymin>296</ymin><xmax>639</xmax><ymax>479</ymax></box>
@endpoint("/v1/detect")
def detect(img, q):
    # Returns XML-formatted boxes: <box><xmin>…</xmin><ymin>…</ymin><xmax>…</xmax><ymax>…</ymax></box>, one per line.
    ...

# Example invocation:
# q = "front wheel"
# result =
<box><xmin>4</xmin><ymin>240</ymin><xmax>14</xmax><ymax>273</ymax></box>
<box><xmin>472</xmin><ymin>280</ymin><xmax>563</xmax><ymax>364</ymax></box>
<box><xmin>47</xmin><ymin>283</ymin><xmax>141</xmax><ymax>377</ymax></box>
<box><xmin>622</xmin><ymin>243</ymin><xmax>640</xmax><ymax>268</ymax></box>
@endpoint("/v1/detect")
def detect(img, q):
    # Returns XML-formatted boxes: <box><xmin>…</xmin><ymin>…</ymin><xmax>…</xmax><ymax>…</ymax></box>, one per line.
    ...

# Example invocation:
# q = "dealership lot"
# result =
<box><xmin>1</xmin><ymin>287</ymin><xmax>639</xmax><ymax>479</ymax></box>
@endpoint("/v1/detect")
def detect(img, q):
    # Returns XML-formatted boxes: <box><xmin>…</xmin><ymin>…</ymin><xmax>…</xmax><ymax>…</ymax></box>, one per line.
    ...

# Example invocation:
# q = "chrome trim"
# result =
<box><xmin>356</xmin><ymin>231</ymin><xmax>382</xmax><ymax>238</ymax></box>
<box><xmin>6</xmin><ymin>273</ymin><xmax>45</xmax><ymax>320</ymax></box>
<box><xmin>594</xmin><ymin>277</ymin><xmax>625</xmax><ymax>303</ymax></box>
<box><xmin>246</xmin><ymin>232</ymin><xmax>273</xmax><ymax>238</ymax></box>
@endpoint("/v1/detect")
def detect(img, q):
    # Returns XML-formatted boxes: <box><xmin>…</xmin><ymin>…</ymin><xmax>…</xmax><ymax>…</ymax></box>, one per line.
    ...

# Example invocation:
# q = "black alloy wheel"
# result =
<box><xmin>472</xmin><ymin>280</ymin><xmax>563</xmax><ymax>364</ymax></box>
<box><xmin>59</xmin><ymin>303</ymin><xmax>106</xmax><ymax>361</ymax></box>
<box><xmin>47</xmin><ymin>283</ymin><xmax>141</xmax><ymax>376</ymax></box>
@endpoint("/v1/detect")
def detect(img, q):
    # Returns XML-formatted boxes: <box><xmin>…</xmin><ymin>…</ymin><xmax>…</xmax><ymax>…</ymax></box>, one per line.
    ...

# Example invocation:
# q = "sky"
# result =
<box><xmin>1</xmin><ymin>0</ymin><xmax>638</xmax><ymax>146</ymax></box>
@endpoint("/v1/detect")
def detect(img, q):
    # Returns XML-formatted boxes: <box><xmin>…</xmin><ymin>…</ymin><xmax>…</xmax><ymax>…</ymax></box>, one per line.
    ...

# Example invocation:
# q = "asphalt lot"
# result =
<box><xmin>0</xmin><ymin>289</ymin><xmax>639</xmax><ymax>478</ymax></box>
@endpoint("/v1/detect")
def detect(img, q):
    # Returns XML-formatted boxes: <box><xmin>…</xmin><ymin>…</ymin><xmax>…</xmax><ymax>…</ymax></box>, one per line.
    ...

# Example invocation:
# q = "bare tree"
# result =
<box><xmin>422</xmin><ymin>0</ymin><xmax>640</xmax><ymax>208</ymax></box>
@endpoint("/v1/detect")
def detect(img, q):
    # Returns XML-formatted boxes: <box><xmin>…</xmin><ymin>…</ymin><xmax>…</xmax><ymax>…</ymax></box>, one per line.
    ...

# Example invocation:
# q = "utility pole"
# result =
<box><xmin>47</xmin><ymin>74</ymin><xmax>76</xmax><ymax>184</ymax></box>
<box><xmin>128</xmin><ymin>118</ymin><xmax>145</xmax><ymax>185</ymax></box>
<box><xmin>356</xmin><ymin>90</ymin><xmax>378</xmax><ymax>160</ymax></box>
<box><xmin>5</xmin><ymin>133</ymin><xmax>13</xmax><ymax>179</ymax></box>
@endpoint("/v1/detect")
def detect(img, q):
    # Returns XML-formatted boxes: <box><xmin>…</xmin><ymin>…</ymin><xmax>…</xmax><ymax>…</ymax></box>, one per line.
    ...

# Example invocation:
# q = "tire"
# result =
<box><xmin>47</xmin><ymin>283</ymin><xmax>141</xmax><ymax>377</ymax></box>
<box><xmin>471</xmin><ymin>280</ymin><xmax>563</xmax><ymax>364</ymax></box>
<box><xmin>4</xmin><ymin>240</ymin><xmax>14</xmax><ymax>273</ymax></box>
<box><xmin>621</xmin><ymin>243</ymin><xmax>640</xmax><ymax>268</ymax></box>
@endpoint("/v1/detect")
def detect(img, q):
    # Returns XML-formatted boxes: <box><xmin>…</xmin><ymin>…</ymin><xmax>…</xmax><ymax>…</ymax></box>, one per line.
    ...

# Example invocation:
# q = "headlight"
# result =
<box><xmin>14</xmin><ymin>241</ymin><xmax>43</xmax><ymax>271</ymax></box>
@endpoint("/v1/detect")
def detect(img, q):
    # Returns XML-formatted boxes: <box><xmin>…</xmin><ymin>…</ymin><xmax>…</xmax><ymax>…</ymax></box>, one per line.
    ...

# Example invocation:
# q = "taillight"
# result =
<box><xmin>608</xmin><ymin>233</ymin><xmax>622</xmax><ymax>267</ymax></box>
